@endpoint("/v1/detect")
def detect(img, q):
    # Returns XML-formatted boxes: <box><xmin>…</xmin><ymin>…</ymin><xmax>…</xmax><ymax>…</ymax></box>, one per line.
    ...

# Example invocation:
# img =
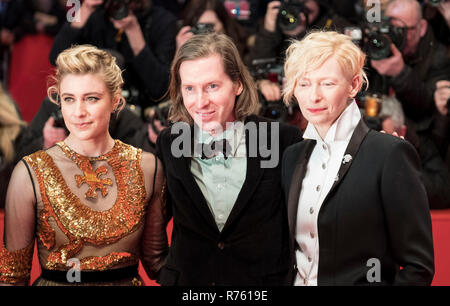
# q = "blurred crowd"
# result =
<box><xmin>0</xmin><ymin>0</ymin><xmax>449</xmax><ymax>208</ymax></box>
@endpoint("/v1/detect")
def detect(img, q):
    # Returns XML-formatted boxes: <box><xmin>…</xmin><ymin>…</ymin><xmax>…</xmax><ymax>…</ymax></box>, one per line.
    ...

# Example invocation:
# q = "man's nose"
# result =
<box><xmin>195</xmin><ymin>91</ymin><xmax>209</xmax><ymax>108</ymax></box>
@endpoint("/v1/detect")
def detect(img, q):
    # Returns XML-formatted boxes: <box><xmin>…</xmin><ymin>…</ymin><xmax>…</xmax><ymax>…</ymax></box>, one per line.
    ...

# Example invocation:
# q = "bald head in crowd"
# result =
<box><xmin>385</xmin><ymin>0</ymin><xmax>427</xmax><ymax>56</ymax></box>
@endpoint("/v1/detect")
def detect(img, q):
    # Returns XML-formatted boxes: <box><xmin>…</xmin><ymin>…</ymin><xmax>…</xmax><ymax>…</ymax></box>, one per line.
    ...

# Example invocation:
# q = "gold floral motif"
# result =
<box><xmin>75</xmin><ymin>160</ymin><xmax>113</xmax><ymax>199</ymax></box>
<box><xmin>0</xmin><ymin>242</ymin><xmax>34</xmax><ymax>284</ymax></box>
<box><xmin>24</xmin><ymin>140</ymin><xmax>147</xmax><ymax>271</ymax></box>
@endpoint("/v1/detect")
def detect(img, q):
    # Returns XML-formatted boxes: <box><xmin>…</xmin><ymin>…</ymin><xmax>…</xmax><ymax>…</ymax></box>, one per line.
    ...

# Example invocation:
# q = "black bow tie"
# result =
<box><xmin>200</xmin><ymin>139</ymin><xmax>232</xmax><ymax>160</ymax></box>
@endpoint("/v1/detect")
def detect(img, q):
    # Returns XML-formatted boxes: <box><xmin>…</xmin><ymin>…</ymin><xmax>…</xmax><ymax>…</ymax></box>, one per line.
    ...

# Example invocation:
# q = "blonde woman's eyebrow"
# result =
<box><xmin>83</xmin><ymin>92</ymin><xmax>103</xmax><ymax>96</ymax></box>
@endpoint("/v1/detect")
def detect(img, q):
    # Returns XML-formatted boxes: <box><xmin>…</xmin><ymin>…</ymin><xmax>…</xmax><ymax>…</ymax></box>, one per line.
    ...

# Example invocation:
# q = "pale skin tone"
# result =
<box><xmin>71</xmin><ymin>0</ymin><xmax>145</xmax><ymax>56</ymax></box>
<box><xmin>293</xmin><ymin>57</ymin><xmax>361</xmax><ymax>139</ymax></box>
<box><xmin>179</xmin><ymin>53</ymin><xmax>243</xmax><ymax>135</ymax></box>
<box><xmin>59</xmin><ymin>73</ymin><xmax>120</xmax><ymax>156</ymax></box>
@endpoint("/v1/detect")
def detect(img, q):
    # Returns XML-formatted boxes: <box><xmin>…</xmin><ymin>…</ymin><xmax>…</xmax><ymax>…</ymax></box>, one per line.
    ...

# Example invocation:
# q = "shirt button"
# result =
<box><xmin>308</xmin><ymin>256</ymin><xmax>312</xmax><ymax>263</ymax></box>
<box><xmin>217</xmin><ymin>242</ymin><xmax>225</xmax><ymax>250</ymax></box>
<box><xmin>322</xmin><ymin>144</ymin><xmax>327</xmax><ymax>150</ymax></box>
<box><xmin>218</xmin><ymin>214</ymin><xmax>224</xmax><ymax>220</ymax></box>
<box><xmin>304</xmin><ymin>278</ymin><xmax>309</xmax><ymax>285</ymax></box>
<box><xmin>322</xmin><ymin>163</ymin><xmax>326</xmax><ymax>169</ymax></box>
<box><xmin>309</xmin><ymin>207</ymin><xmax>314</xmax><ymax>214</ymax></box>
<box><xmin>316</xmin><ymin>185</ymin><xmax>321</xmax><ymax>192</ymax></box>
<box><xmin>310</xmin><ymin>232</ymin><xmax>315</xmax><ymax>239</ymax></box>
<box><xmin>215</xmin><ymin>156</ymin><xmax>220</xmax><ymax>161</ymax></box>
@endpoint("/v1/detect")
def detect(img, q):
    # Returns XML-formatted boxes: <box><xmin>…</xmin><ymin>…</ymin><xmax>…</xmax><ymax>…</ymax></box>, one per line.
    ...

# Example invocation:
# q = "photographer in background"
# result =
<box><xmin>369</xmin><ymin>0</ymin><xmax>450</xmax><ymax>132</ymax></box>
<box><xmin>249</xmin><ymin>0</ymin><xmax>352</xmax><ymax>103</ymax></box>
<box><xmin>175</xmin><ymin>0</ymin><xmax>250</xmax><ymax>60</ymax></box>
<box><xmin>49</xmin><ymin>0</ymin><xmax>177</xmax><ymax>115</ymax></box>
<box><xmin>379</xmin><ymin>96</ymin><xmax>450</xmax><ymax>209</ymax></box>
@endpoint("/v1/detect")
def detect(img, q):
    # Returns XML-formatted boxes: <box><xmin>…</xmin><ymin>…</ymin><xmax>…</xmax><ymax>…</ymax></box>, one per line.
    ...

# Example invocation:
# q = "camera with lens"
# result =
<box><xmin>276</xmin><ymin>0</ymin><xmax>310</xmax><ymax>33</ymax></box>
<box><xmin>51</xmin><ymin>109</ymin><xmax>68</xmax><ymax>132</ymax></box>
<box><xmin>250</xmin><ymin>58</ymin><xmax>296</xmax><ymax>122</ymax></box>
<box><xmin>144</xmin><ymin>100</ymin><xmax>172</xmax><ymax>131</ymax></box>
<box><xmin>189</xmin><ymin>23</ymin><xmax>215</xmax><ymax>35</ymax></box>
<box><xmin>103</xmin><ymin>0</ymin><xmax>130</xmax><ymax>20</ymax></box>
<box><xmin>345</xmin><ymin>16</ymin><xmax>406</xmax><ymax>60</ymax></box>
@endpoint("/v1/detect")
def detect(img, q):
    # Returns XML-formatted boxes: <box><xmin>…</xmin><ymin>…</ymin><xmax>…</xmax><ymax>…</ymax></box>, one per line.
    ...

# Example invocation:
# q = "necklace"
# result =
<box><xmin>57</xmin><ymin>141</ymin><xmax>117</xmax><ymax>199</ymax></box>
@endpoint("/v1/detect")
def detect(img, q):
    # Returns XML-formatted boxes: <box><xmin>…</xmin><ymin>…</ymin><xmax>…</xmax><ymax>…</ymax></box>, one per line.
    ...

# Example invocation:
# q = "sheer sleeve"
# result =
<box><xmin>139</xmin><ymin>154</ymin><xmax>169</xmax><ymax>280</ymax></box>
<box><xmin>0</xmin><ymin>160</ymin><xmax>36</xmax><ymax>285</ymax></box>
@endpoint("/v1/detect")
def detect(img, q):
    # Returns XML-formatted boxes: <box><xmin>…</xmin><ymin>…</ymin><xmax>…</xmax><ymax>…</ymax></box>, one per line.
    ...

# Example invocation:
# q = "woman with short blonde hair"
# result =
<box><xmin>283</xmin><ymin>30</ymin><xmax>368</xmax><ymax>105</ymax></box>
<box><xmin>281</xmin><ymin>31</ymin><xmax>434</xmax><ymax>286</ymax></box>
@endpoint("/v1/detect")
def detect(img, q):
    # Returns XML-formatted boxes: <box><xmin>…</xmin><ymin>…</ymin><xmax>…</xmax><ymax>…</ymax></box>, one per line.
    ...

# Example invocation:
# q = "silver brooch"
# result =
<box><xmin>342</xmin><ymin>154</ymin><xmax>352</xmax><ymax>164</ymax></box>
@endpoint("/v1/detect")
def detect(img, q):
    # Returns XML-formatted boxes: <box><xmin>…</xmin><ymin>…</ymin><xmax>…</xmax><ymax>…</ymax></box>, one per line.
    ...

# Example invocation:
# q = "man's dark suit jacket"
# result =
<box><xmin>281</xmin><ymin>119</ymin><xmax>435</xmax><ymax>285</ymax></box>
<box><xmin>156</xmin><ymin>115</ymin><xmax>302</xmax><ymax>285</ymax></box>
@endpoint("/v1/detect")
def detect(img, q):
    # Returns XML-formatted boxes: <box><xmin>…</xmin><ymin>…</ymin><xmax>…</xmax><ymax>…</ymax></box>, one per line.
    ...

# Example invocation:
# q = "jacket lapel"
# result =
<box><xmin>321</xmin><ymin>118</ymin><xmax>370</xmax><ymax>206</ymax></box>
<box><xmin>169</xmin><ymin>127</ymin><xmax>220</xmax><ymax>233</ymax></box>
<box><xmin>287</xmin><ymin>140</ymin><xmax>317</xmax><ymax>238</ymax></box>
<box><xmin>221</xmin><ymin>117</ymin><xmax>265</xmax><ymax>235</ymax></box>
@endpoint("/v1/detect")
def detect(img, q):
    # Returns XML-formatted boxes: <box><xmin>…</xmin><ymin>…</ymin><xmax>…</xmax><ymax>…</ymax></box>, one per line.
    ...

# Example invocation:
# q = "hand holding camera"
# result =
<box><xmin>370</xmin><ymin>43</ymin><xmax>405</xmax><ymax>77</ymax></box>
<box><xmin>264</xmin><ymin>1</ymin><xmax>281</xmax><ymax>32</ymax></box>
<box><xmin>43</xmin><ymin>116</ymin><xmax>67</xmax><ymax>149</ymax></box>
<box><xmin>71</xmin><ymin>0</ymin><xmax>104</xmax><ymax>29</ymax></box>
<box><xmin>434</xmin><ymin>80</ymin><xmax>450</xmax><ymax>116</ymax></box>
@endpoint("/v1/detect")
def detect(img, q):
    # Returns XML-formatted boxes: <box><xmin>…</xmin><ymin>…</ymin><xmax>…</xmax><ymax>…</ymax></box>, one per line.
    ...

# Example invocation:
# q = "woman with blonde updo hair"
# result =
<box><xmin>0</xmin><ymin>87</ymin><xmax>26</xmax><ymax>209</ymax></box>
<box><xmin>0</xmin><ymin>45</ymin><xmax>168</xmax><ymax>286</ymax></box>
<box><xmin>281</xmin><ymin>31</ymin><xmax>434</xmax><ymax>286</ymax></box>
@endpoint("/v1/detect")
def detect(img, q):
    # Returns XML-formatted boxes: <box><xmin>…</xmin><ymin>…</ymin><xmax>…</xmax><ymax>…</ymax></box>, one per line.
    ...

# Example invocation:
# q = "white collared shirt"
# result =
<box><xmin>294</xmin><ymin>101</ymin><xmax>362</xmax><ymax>286</ymax></box>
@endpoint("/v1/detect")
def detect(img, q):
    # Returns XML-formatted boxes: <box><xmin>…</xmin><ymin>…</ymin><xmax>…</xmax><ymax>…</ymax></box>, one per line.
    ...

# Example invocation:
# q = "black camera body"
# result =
<box><xmin>189</xmin><ymin>23</ymin><xmax>215</xmax><ymax>35</ymax></box>
<box><xmin>250</xmin><ymin>58</ymin><xmax>293</xmax><ymax>122</ymax></box>
<box><xmin>277</xmin><ymin>0</ymin><xmax>310</xmax><ymax>33</ymax></box>
<box><xmin>51</xmin><ymin>109</ymin><xmax>68</xmax><ymax>131</ymax></box>
<box><xmin>346</xmin><ymin>17</ymin><xmax>406</xmax><ymax>60</ymax></box>
<box><xmin>104</xmin><ymin>0</ymin><xmax>130</xmax><ymax>20</ymax></box>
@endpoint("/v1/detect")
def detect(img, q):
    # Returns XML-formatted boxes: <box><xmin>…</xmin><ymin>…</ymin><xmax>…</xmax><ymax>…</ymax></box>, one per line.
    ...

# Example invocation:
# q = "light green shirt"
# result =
<box><xmin>190</xmin><ymin>122</ymin><xmax>247</xmax><ymax>231</ymax></box>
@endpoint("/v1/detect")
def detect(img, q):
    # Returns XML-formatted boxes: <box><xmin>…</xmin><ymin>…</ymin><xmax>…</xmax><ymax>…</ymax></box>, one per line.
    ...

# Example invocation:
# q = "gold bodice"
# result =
<box><xmin>23</xmin><ymin>140</ymin><xmax>147</xmax><ymax>272</ymax></box>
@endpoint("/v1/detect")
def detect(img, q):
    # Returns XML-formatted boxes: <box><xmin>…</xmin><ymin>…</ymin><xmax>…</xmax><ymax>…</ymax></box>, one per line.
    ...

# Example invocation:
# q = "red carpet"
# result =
<box><xmin>1</xmin><ymin>209</ymin><xmax>449</xmax><ymax>285</ymax></box>
<box><xmin>8</xmin><ymin>34</ymin><xmax>55</xmax><ymax>123</ymax></box>
<box><xmin>0</xmin><ymin>209</ymin><xmax>172</xmax><ymax>285</ymax></box>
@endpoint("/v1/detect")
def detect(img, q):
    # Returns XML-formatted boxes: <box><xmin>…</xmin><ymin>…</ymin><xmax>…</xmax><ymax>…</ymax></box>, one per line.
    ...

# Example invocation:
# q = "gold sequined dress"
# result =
<box><xmin>0</xmin><ymin>139</ymin><xmax>168</xmax><ymax>286</ymax></box>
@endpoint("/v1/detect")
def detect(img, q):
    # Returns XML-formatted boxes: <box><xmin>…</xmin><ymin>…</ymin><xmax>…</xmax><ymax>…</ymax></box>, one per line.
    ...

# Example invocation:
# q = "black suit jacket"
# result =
<box><xmin>282</xmin><ymin>119</ymin><xmax>435</xmax><ymax>285</ymax></box>
<box><xmin>156</xmin><ymin>115</ymin><xmax>302</xmax><ymax>285</ymax></box>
